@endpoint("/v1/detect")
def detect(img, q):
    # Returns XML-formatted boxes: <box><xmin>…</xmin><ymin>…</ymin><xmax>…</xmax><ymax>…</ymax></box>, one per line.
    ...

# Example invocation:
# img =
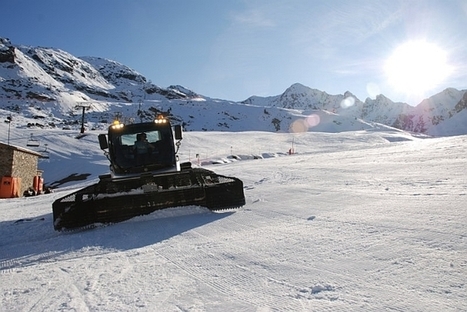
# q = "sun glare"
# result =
<box><xmin>384</xmin><ymin>41</ymin><xmax>452</xmax><ymax>98</ymax></box>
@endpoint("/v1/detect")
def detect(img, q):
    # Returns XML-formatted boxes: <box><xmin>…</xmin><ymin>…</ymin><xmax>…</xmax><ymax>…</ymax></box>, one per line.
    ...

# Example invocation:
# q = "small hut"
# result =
<box><xmin>0</xmin><ymin>142</ymin><xmax>43</xmax><ymax>198</ymax></box>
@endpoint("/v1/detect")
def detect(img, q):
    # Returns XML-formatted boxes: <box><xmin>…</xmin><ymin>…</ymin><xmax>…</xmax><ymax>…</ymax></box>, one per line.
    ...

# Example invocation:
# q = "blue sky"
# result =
<box><xmin>2</xmin><ymin>0</ymin><xmax>466</xmax><ymax>105</ymax></box>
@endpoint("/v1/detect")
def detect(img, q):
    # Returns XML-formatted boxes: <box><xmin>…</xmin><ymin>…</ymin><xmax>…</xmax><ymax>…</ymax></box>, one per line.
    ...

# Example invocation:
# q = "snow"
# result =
<box><xmin>1</xmin><ymin>123</ymin><xmax>466</xmax><ymax>311</ymax></box>
<box><xmin>3</xmin><ymin>38</ymin><xmax>467</xmax><ymax>137</ymax></box>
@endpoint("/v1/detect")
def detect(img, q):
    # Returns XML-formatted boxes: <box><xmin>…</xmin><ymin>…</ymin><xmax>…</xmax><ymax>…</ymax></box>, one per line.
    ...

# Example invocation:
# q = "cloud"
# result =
<box><xmin>230</xmin><ymin>8</ymin><xmax>275</xmax><ymax>28</ymax></box>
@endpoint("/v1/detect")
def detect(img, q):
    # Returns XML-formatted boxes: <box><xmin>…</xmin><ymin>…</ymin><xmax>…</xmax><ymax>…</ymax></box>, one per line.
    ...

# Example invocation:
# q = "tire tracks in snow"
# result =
<box><xmin>0</xmin><ymin>248</ymin><xmax>112</xmax><ymax>274</ymax></box>
<box><xmin>200</xmin><ymin>208</ymin><xmax>433</xmax><ymax>310</ymax></box>
<box><xmin>149</xmin><ymin>209</ymin><xmax>359</xmax><ymax>311</ymax></box>
<box><xmin>2</xmin><ymin>262</ymin><xmax>92</xmax><ymax>312</ymax></box>
<box><xmin>153</xmin><ymin>233</ymin><xmax>306</xmax><ymax>310</ymax></box>
<box><xmin>0</xmin><ymin>251</ymin><xmax>64</xmax><ymax>274</ymax></box>
<box><xmin>0</xmin><ymin>248</ymin><xmax>127</xmax><ymax>310</ymax></box>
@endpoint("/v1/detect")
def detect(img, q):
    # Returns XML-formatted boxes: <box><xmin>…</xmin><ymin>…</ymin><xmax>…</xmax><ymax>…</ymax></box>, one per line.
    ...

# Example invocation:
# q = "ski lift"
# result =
<box><xmin>27</xmin><ymin>133</ymin><xmax>40</xmax><ymax>147</ymax></box>
<box><xmin>39</xmin><ymin>143</ymin><xmax>50</xmax><ymax>159</ymax></box>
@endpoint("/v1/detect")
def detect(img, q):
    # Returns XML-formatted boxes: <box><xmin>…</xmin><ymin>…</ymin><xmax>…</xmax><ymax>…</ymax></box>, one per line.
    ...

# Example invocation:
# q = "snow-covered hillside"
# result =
<box><xmin>243</xmin><ymin>83</ymin><xmax>467</xmax><ymax>136</ymax></box>
<box><xmin>1</xmin><ymin>37</ymin><xmax>466</xmax><ymax>136</ymax></box>
<box><xmin>1</xmin><ymin>122</ymin><xmax>466</xmax><ymax>311</ymax></box>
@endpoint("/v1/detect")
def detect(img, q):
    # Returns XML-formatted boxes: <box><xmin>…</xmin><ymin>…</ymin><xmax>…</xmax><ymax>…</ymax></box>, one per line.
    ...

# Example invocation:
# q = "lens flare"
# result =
<box><xmin>290</xmin><ymin>119</ymin><xmax>308</xmax><ymax>133</ymax></box>
<box><xmin>340</xmin><ymin>96</ymin><xmax>355</xmax><ymax>109</ymax></box>
<box><xmin>305</xmin><ymin>114</ymin><xmax>320</xmax><ymax>128</ymax></box>
<box><xmin>290</xmin><ymin>114</ymin><xmax>321</xmax><ymax>133</ymax></box>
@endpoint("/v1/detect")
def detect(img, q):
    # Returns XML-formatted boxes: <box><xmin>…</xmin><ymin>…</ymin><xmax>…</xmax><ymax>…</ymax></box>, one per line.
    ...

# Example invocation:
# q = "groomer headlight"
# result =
<box><xmin>154</xmin><ymin>116</ymin><xmax>168</xmax><ymax>124</ymax></box>
<box><xmin>110</xmin><ymin>120</ymin><xmax>125</xmax><ymax>129</ymax></box>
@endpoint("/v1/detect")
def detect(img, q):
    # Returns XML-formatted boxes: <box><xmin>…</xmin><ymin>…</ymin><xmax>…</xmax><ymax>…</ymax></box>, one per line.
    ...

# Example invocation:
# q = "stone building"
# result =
<box><xmin>0</xmin><ymin>142</ymin><xmax>43</xmax><ymax>196</ymax></box>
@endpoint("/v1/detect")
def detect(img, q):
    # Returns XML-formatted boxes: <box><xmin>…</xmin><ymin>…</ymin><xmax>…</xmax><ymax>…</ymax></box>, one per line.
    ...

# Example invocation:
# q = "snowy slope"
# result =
<box><xmin>1</xmin><ymin>125</ymin><xmax>466</xmax><ymax>311</ymax></box>
<box><xmin>244</xmin><ymin>83</ymin><xmax>467</xmax><ymax>136</ymax></box>
<box><xmin>409</xmin><ymin>88</ymin><xmax>467</xmax><ymax>136</ymax></box>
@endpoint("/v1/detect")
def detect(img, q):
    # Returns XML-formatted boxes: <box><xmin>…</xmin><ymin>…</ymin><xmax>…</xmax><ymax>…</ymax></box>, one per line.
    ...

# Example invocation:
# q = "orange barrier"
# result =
<box><xmin>0</xmin><ymin>176</ymin><xmax>21</xmax><ymax>198</ymax></box>
<box><xmin>33</xmin><ymin>175</ymin><xmax>44</xmax><ymax>194</ymax></box>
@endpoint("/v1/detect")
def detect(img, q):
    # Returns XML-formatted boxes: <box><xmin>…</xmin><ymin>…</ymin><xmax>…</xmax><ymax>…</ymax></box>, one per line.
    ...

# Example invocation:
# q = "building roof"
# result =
<box><xmin>0</xmin><ymin>142</ymin><xmax>43</xmax><ymax>157</ymax></box>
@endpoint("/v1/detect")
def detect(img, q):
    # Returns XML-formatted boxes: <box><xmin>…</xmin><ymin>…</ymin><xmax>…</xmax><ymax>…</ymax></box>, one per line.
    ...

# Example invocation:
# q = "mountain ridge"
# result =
<box><xmin>1</xmin><ymin>37</ymin><xmax>466</xmax><ymax>136</ymax></box>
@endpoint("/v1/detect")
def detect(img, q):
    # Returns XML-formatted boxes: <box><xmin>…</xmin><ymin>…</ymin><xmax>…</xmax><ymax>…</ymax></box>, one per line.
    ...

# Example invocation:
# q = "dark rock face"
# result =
<box><xmin>0</xmin><ymin>38</ymin><xmax>15</xmax><ymax>63</ymax></box>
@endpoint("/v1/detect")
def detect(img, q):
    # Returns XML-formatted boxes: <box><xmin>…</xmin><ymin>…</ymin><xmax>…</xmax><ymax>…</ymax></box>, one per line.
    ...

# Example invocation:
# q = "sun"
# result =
<box><xmin>384</xmin><ymin>40</ymin><xmax>452</xmax><ymax>98</ymax></box>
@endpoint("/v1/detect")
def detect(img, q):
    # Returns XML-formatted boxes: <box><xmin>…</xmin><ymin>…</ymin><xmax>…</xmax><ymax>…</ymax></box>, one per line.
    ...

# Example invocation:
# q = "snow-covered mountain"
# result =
<box><xmin>243</xmin><ymin>83</ymin><xmax>467</xmax><ymax>136</ymax></box>
<box><xmin>1</xmin><ymin>37</ymin><xmax>466</xmax><ymax>136</ymax></box>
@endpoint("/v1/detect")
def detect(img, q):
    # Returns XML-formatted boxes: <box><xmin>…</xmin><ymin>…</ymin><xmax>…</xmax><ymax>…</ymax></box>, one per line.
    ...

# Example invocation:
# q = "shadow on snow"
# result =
<box><xmin>0</xmin><ymin>207</ymin><xmax>235</xmax><ymax>270</ymax></box>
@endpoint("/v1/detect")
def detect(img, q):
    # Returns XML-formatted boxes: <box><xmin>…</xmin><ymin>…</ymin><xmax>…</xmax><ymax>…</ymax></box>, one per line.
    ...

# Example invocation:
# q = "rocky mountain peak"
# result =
<box><xmin>0</xmin><ymin>38</ymin><xmax>466</xmax><ymax>136</ymax></box>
